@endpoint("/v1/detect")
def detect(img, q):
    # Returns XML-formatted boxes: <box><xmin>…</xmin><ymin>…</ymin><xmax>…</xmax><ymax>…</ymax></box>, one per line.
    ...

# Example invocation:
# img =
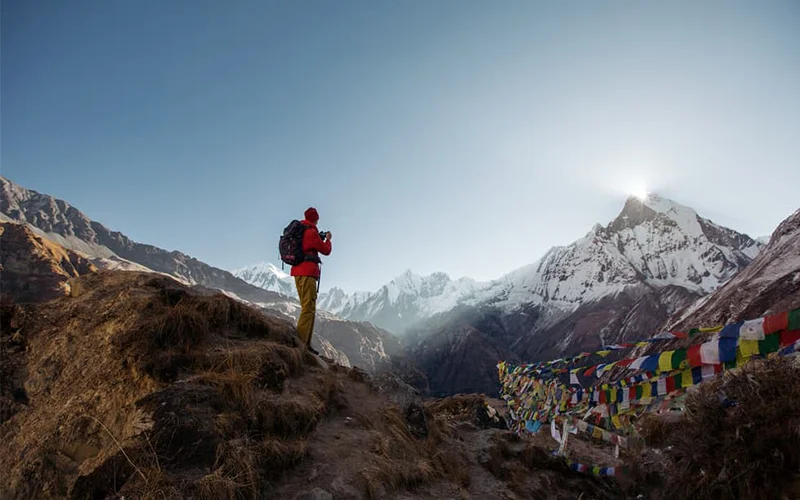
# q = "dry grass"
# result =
<box><xmin>114</xmin><ymin>280</ymin><xmax>302</xmax><ymax>386</ymax></box>
<box><xmin>147</xmin><ymin>291</ymin><xmax>297</xmax><ymax>352</ymax></box>
<box><xmin>260</xmin><ymin>438</ymin><xmax>309</xmax><ymax>472</ymax></box>
<box><xmin>197</xmin><ymin>438</ymin><xmax>261</xmax><ymax>500</ymax></box>
<box><xmin>638</xmin><ymin>413</ymin><xmax>673</xmax><ymax>448</ymax></box>
<box><xmin>195</xmin><ymin>370</ymin><xmax>259</xmax><ymax>410</ymax></box>
<box><xmin>249</xmin><ymin>395</ymin><xmax>325</xmax><ymax>438</ymax></box>
<box><xmin>362</xmin><ymin>459</ymin><xmax>438</xmax><ymax>500</ymax></box>
<box><xmin>152</xmin><ymin>303</ymin><xmax>212</xmax><ymax>352</ymax></box>
<box><xmin>629</xmin><ymin>356</ymin><xmax>800</xmax><ymax>500</ymax></box>
<box><xmin>137</xmin><ymin>468</ymin><xmax>182</xmax><ymax>500</ymax></box>
<box><xmin>359</xmin><ymin>406</ymin><xmax>460</xmax><ymax>498</ymax></box>
<box><xmin>198</xmin><ymin>342</ymin><xmax>306</xmax><ymax>395</ymax></box>
<box><xmin>164</xmin><ymin>291</ymin><xmax>297</xmax><ymax>346</ymax></box>
<box><xmin>214</xmin><ymin>412</ymin><xmax>246</xmax><ymax>438</ymax></box>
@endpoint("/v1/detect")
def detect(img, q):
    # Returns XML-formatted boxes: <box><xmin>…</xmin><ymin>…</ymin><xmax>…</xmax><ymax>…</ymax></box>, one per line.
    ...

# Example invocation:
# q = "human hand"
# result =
<box><xmin>326</xmin><ymin>232</ymin><xmax>332</xmax><ymax>241</ymax></box>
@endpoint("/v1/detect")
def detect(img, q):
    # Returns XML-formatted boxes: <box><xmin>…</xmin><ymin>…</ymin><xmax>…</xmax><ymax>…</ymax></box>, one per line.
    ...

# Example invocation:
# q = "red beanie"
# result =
<box><xmin>304</xmin><ymin>207</ymin><xmax>319</xmax><ymax>223</ymax></box>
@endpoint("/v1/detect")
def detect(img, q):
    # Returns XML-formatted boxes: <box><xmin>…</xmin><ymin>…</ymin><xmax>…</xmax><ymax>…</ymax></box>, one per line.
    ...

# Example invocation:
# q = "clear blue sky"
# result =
<box><xmin>3</xmin><ymin>0</ymin><xmax>799</xmax><ymax>292</ymax></box>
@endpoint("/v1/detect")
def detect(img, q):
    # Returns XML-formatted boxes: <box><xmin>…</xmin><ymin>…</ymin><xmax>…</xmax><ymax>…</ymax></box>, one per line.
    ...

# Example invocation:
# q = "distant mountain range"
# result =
<box><xmin>239</xmin><ymin>195</ymin><xmax>762</xmax><ymax>338</ymax></box>
<box><xmin>5</xmin><ymin>175</ymin><xmax>797</xmax><ymax>398</ymax></box>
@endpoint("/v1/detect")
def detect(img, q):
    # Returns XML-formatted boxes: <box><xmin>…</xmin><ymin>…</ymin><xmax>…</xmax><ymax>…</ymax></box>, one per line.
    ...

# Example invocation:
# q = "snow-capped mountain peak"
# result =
<box><xmin>487</xmin><ymin>193</ymin><xmax>764</xmax><ymax>309</ymax></box>
<box><xmin>240</xmin><ymin>261</ymin><xmax>290</xmax><ymax>280</ymax></box>
<box><xmin>233</xmin><ymin>261</ymin><xmax>296</xmax><ymax>298</ymax></box>
<box><xmin>638</xmin><ymin>193</ymin><xmax>703</xmax><ymax>236</ymax></box>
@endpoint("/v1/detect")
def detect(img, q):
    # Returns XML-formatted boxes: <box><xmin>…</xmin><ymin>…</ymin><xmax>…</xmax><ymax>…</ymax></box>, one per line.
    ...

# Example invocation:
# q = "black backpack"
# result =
<box><xmin>279</xmin><ymin>220</ymin><xmax>319</xmax><ymax>268</ymax></box>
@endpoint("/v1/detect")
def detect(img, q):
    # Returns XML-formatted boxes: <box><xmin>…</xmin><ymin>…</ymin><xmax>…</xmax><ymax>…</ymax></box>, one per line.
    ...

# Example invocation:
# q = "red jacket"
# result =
<box><xmin>290</xmin><ymin>220</ymin><xmax>332</xmax><ymax>279</ymax></box>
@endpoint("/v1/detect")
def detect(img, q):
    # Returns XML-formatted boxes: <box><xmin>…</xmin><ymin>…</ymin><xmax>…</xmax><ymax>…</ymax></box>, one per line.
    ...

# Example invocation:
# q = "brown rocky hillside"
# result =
<box><xmin>0</xmin><ymin>271</ymin><xmax>618</xmax><ymax>499</ymax></box>
<box><xmin>0</xmin><ymin>222</ymin><xmax>97</xmax><ymax>302</ymax></box>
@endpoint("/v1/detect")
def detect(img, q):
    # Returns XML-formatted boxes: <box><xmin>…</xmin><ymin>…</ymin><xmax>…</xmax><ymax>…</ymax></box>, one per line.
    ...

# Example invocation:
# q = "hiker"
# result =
<box><xmin>289</xmin><ymin>207</ymin><xmax>331</xmax><ymax>355</ymax></box>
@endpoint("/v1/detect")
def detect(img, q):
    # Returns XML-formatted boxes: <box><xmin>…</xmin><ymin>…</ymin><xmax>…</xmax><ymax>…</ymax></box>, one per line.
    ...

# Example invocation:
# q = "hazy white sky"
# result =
<box><xmin>3</xmin><ymin>0</ymin><xmax>799</xmax><ymax>292</ymax></box>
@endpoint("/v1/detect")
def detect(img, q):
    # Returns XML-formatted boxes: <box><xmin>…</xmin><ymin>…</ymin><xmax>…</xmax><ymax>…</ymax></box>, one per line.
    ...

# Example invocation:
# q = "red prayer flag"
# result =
<box><xmin>780</xmin><ymin>329</ymin><xmax>800</xmax><ymax>347</ymax></box>
<box><xmin>687</xmin><ymin>344</ymin><xmax>702</xmax><ymax>367</ymax></box>
<box><xmin>764</xmin><ymin>312</ymin><xmax>789</xmax><ymax>334</ymax></box>
<box><xmin>666</xmin><ymin>376</ymin><xmax>676</xmax><ymax>394</ymax></box>
<box><xmin>671</xmin><ymin>331</ymin><xmax>689</xmax><ymax>339</ymax></box>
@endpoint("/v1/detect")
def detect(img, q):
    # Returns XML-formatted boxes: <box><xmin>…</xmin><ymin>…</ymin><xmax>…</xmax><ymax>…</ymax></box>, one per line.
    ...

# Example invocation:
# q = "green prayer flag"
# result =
<box><xmin>788</xmin><ymin>308</ymin><xmax>800</xmax><ymax>331</ymax></box>
<box><xmin>759</xmin><ymin>333</ymin><xmax>780</xmax><ymax>354</ymax></box>
<box><xmin>672</xmin><ymin>349</ymin><xmax>687</xmax><ymax>369</ymax></box>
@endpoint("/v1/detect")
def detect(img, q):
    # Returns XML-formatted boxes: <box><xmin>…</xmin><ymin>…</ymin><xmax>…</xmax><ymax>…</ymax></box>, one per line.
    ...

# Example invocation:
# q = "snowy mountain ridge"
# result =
<box><xmin>233</xmin><ymin>261</ymin><xmax>296</xmax><ymax>298</ymax></box>
<box><xmin>322</xmin><ymin>270</ymin><xmax>484</xmax><ymax>315</ymax></box>
<box><xmin>341</xmin><ymin>194</ymin><xmax>761</xmax><ymax>332</ymax></box>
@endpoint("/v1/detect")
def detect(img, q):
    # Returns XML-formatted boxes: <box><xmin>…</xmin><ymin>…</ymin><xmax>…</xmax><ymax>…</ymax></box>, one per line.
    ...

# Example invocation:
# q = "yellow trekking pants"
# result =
<box><xmin>294</xmin><ymin>276</ymin><xmax>318</xmax><ymax>346</ymax></box>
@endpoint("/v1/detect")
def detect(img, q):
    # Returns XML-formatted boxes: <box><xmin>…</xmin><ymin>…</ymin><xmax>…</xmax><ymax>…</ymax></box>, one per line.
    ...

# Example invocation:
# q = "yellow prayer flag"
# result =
<box><xmin>658</xmin><ymin>351</ymin><xmax>674</xmax><ymax>372</ymax></box>
<box><xmin>612</xmin><ymin>415</ymin><xmax>622</xmax><ymax>429</ymax></box>
<box><xmin>739</xmin><ymin>339</ymin><xmax>759</xmax><ymax>358</ymax></box>
<box><xmin>596</xmin><ymin>350</ymin><xmax>612</xmax><ymax>357</ymax></box>
<box><xmin>642</xmin><ymin>383</ymin><xmax>652</xmax><ymax>399</ymax></box>
<box><xmin>681</xmin><ymin>369</ymin><xmax>693</xmax><ymax>388</ymax></box>
<box><xmin>592</xmin><ymin>427</ymin><xmax>603</xmax><ymax>439</ymax></box>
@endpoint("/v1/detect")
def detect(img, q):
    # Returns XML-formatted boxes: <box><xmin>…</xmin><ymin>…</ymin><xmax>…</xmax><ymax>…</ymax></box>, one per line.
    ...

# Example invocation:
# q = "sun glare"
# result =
<box><xmin>632</xmin><ymin>186</ymin><xmax>648</xmax><ymax>200</ymax></box>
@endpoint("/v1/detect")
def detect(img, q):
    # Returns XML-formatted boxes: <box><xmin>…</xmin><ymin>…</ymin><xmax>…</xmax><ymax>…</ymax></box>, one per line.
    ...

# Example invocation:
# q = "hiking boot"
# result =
<box><xmin>307</xmin><ymin>345</ymin><xmax>320</xmax><ymax>356</ymax></box>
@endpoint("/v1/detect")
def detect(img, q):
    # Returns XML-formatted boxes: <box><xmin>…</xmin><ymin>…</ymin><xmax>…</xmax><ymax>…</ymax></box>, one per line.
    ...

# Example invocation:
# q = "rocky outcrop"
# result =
<box><xmin>0</xmin><ymin>222</ymin><xmax>96</xmax><ymax>302</ymax></box>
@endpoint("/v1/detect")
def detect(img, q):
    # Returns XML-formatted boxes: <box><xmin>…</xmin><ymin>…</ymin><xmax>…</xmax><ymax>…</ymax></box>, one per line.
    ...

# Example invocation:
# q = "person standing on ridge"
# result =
<box><xmin>289</xmin><ymin>207</ymin><xmax>331</xmax><ymax>356</ymax></box>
